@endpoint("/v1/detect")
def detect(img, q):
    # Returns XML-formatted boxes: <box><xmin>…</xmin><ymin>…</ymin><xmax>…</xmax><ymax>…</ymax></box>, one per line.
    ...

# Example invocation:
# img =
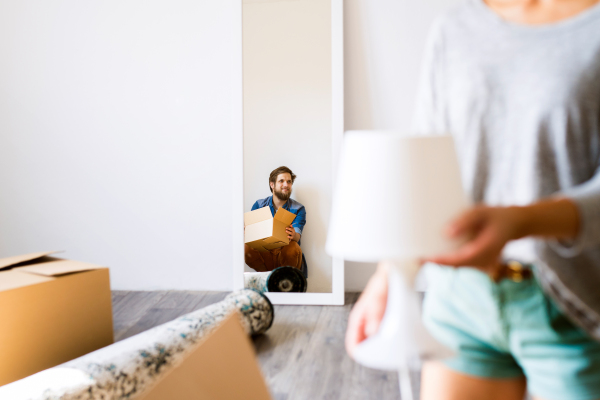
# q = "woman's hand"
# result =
<box><xmin>344</xmin><ymin>207</ymin><xmax>520</xmax><ymax>357</ymax></box>
<box><xmin>344</xmin><ymin>199</ymin><xmax>579</xmax><ymax>357</ymax></box>
<box><xmin>426</xmin><ymin>206</ymin><xmax>526</xmax><ymax>271</ymax></box>
<box><xmin>426</xmin><ymin>198</ymin><xmax>579</xmax><ymax>271</ymax></box>
<box><xmin>345</xmin><ymin>264</ymin><xmax>389</xmax><ymax>357</ymax></box>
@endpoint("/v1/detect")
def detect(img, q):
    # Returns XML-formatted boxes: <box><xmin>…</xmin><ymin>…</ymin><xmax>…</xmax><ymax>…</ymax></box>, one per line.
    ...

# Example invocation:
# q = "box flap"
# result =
<box><xmin>246</xmin><ymin>236</ymin><xmax>289</xmax><ymax>252</ymax></box>
<box><xmin>245</xmin><ymin>220</ymin><xmax>275</xmax><ymax>244</ymax></box>
<box><xmin>0</xmin><ymin>251</ymin><xmax>61</xmax><ymax>271</ymax></box>
<box><xmin>0</xmin><ymin>270</ymin><xmax>54</xmax><ymax>292</ymax></box>
<box><xmin>244</xmin><ymin>207</ymin><xmax>273</xmax><ymax>226</ymax></box>
<box><xmin>138</xmin><ymin>314</ymin><xmax>272</xmax><ymax>400</ymax></box>
<box><xmin>15</xmin><ymin>259</ymin><xmax>105</xmax><ymax>277</ymax></box>
<box><xmin>262</xmin><ymin>241</ymin><xmax>288</xmax><ymax>251</ymax></box>
<box><xmin>245</xmin><ymin>241</ymin><xmax>269</xmax><ymax>252</ymax></box>
<box><xmin>274</xmin><ymin>208</ymin><xmax>296</xmax><ymax>225</ymax></box>
<box><xmin>272</xmin><ymin>220</ymin><xmax>292</xmax><ymax>243</ymax></box>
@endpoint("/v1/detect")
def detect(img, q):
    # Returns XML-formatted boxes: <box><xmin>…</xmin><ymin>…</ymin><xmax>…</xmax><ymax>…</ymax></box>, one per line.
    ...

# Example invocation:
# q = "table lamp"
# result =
<box><xmin>326</xmin><ymin>131</ymin><xmax>470</xmax><ymax>399</ymax></box>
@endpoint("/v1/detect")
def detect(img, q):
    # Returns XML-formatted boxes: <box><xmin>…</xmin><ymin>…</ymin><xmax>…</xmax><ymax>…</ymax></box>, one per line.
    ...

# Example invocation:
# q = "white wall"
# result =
<box><xmin>243</xmin><ymin>0</ymin><xmax>333</xmax><ymax>293</ymax></box>
<box><xmin>343</xmin><ymin>0</ymin><xmax>462</xmax><ymax>291</ymax></box>
<box><xmin>0</xmin><ymin>0</ymin><xmax>461</xmax><ymax>292</ymax></box>
<box><xmin>0</xmin><ymin>1</ymin><xmax>240</xmax><ymax>290</ymax></box>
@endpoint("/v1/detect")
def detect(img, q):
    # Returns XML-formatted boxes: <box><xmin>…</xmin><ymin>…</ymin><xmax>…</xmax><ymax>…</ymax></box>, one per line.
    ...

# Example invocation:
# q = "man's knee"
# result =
<box><xmin>245</xmin><ymin>244</ymin><xmax>268</xmax><ymax>271</ymax></box>
<box><xmin>281</xmin><ymin>241</ymin><xmax>301</xmax><ymax>256</ymax></box>
<box><xmin>244</xmin><ymin>244</ymin><xmax>256</xmax><ymax>258</ymax></box>
<box><xmin>278</xmin><ymin>241</ymin><xmax>302</xmax><ymax>269</ymax></box>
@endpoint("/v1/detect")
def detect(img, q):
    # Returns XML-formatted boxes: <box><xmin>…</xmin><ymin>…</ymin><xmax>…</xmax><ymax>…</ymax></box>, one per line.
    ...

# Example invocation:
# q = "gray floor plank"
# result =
<box><xmin>284</xmin><ymin>294</ymin><xmax>356</xmax><ymax>400</ymax></box>
<box><xmin>117</xmin><ymin>291</ymin><xmax>210</xmax><ymax>340</ymax></box>
<box><xmin>112</xmin><ymin>291</ymin><xmax>168</xmax><ymax>341</ymax></box>
<box><xmin>192</xmin><ymin>291</ymin><xmax>229</xmax><ymax>310</ymax></box>
<box><xmin>111</xmin><ymin>291</ymin><xmax>415</xmax><ymax>399</ymax></box>
<box><xmin>259</xmin><ymin>293</ymin><xmax>401</xmax><ymax>400</ymax></box>
<box><xmin>110</xmin><ymin>291</ymin><xmax>129</xmax><ymax>309</ymax></box>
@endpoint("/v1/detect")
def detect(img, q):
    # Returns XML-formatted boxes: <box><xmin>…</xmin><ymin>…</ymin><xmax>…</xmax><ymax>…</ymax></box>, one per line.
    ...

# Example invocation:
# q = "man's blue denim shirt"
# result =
<box><xmin>251</xmin><ymin>196</ymin><xmax>306</xmax><ymax>243</ymax></box>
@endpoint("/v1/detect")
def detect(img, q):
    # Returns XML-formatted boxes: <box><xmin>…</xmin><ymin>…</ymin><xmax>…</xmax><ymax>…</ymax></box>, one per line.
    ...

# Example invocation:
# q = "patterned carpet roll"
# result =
<box><xmin>1</xmin><ymin>289</ymin><xmax>273</xmax><ymax>400</ymax></box>
<box><xmin>245</xmin><ymin>266</ymin><xmax>307</xmax><ymax>293</ymax></box>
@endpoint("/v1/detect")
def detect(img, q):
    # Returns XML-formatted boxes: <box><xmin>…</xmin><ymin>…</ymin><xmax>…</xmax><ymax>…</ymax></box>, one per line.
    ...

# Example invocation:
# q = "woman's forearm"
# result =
<box><xmin>514</xmin><ymin>197</ymin><xmax>580</xmax><ymax>240</ymax></box>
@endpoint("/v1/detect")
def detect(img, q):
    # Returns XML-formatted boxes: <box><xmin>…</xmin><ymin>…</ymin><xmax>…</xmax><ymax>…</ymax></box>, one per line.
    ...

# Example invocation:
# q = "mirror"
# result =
<box><xmin>238</xmin><ymin>0</ymin><xmax>344</xmax><ymax>304</ymax></box>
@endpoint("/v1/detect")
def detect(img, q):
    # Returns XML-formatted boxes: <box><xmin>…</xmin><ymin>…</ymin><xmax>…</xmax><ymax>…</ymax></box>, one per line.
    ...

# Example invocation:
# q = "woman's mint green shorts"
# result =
<box><xmin>422</xmin><ymin>264</ymin><xmax>600</xmax><ymax>400</ymax></box>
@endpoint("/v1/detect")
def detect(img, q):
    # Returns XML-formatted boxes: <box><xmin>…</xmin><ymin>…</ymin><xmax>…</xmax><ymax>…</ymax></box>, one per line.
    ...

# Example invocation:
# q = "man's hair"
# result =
<box><xmin>269</xmin><ymin>166</ymin><xmax>296</xmax><ymax>193</ymax></box>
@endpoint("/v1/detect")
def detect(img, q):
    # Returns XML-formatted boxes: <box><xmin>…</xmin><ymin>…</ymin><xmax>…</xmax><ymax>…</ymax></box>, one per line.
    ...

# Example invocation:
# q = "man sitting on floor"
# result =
<box><xmin>245</xmin><ymin>166</ymin><xmax>307</xmax><ymax>275</ymax></box>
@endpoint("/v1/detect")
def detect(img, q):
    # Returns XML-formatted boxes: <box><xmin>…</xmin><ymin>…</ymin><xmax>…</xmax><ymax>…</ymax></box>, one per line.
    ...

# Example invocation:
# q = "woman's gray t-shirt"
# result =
<box><xmin>413</xmin><ymin>0</ymin><xmax>600</xmax><ymax>337</ymax></box>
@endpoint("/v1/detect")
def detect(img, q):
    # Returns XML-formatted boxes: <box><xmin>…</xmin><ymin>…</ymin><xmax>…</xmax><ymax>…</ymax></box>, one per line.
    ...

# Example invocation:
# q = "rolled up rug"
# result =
<box><xmin>0</xmin><ymin>289</ymin><xmax>273</xmax><ymax>400</ymax></box>
<box><xmin>244</xmin><ymin>266</ymin><xmax>308</xmax><ymax>293</ymax></box>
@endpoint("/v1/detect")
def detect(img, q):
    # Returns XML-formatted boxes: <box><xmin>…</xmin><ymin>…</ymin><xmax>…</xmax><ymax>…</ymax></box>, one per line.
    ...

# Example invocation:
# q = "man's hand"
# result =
<box><xmin>346</xmin><ymin>264</ymin><xmax>389</xmax><ymax>357</ymax></box>
<box><xmin>285</xmin><ymin>225</ymin><xmax>300</xmax><ymax>242</ymax></box>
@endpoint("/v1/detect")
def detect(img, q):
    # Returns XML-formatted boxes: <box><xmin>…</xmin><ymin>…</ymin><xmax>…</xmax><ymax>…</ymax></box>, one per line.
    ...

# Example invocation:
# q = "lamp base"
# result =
<box><xmin>353</xmin><ymin>260</ymin><xmax>452</xmax><ymax>371</ymax></box>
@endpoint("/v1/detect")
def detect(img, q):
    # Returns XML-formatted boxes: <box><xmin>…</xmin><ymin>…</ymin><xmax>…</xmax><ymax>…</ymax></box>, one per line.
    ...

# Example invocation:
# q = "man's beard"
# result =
<box><xmin>274</xmin><ymin>188</ymin><xmax>291</xmax><ymax>201</ymax></box>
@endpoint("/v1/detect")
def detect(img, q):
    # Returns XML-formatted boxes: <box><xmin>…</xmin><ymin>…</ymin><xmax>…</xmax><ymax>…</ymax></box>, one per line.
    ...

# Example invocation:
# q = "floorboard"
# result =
<box><xmin>111</xmin><ymin>291</ymin><xmax>411</xmax><ymax>399</ymax></box>
<box><xmin>112</xmin><ymin>291</ymin><xmax>168</xmax><ymax>341</ymax></box>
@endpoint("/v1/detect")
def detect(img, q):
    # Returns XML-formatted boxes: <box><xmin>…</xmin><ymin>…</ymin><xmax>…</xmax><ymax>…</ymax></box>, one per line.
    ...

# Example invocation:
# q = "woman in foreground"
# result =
<box><xmin>347</xmin><ymin>1</ymin><xmax>600</xmax><ymax>399</ymax></box>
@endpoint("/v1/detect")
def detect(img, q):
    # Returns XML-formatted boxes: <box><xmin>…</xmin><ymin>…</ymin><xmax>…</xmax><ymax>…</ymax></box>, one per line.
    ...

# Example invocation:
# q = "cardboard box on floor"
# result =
<box><xmin>0</xmin><ymin>251</ymin><xmax>113</xmax><ymax>387</ymax></box>
<box><xmin>138</xmin><ymin>313</ymin><xmax>272</xmax><ymax>400</ymax></box>
<box><xmin>244</xmin><ymin>206</ymin><xmax>296</xmax><ymax>252</ymax></box>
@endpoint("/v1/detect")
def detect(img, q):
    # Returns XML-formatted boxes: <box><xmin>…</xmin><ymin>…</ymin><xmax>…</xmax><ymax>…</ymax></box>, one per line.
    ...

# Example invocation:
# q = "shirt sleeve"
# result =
<box><xmin>551</xmin><ymin>165</ymin><xmax>600</xmax><ymax>256</ymax></box>
<box><xmin>411</xmin><ymin>17</ymin><xmax>447</xmax><ymax>135</ymax></box>
<box><xmin>251</xmin><ymin>201</ymin><xmax>260</xmax><ymax>211</ymax></box>
<box><xmin>292</xmin><ymin>206</ymin><xmax>306</xmax><ymax>235</ymax></box>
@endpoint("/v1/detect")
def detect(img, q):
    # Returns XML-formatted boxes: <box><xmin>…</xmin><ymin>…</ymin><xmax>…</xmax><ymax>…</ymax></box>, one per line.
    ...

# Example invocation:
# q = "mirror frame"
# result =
<box><xmin>232</xmin><ymin>0</ymin><xmax>344</xmax><ymax>305</ymax></box>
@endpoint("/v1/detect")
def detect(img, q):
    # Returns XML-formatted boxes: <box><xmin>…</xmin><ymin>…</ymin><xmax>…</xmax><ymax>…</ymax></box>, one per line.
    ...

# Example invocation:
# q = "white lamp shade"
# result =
<box><xmin>326</xmin><ymin>131</ymin><xmax>469</xmax><ymax>262</ymax></box>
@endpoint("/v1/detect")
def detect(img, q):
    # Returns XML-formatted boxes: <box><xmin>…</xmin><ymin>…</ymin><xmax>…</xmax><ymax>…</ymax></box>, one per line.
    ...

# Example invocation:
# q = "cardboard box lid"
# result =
<box><xmin>245</xmin><ymin>219</ymin><xmax>276</xmax><ymax>244</ymax></box>
<box><xmin>16</xmin><ymin>259</ymin><xmax>105</xmax><ymax>277</ymax></box>
<box><xmin>273</xmin><ymin>208</ymin><xmax>296</xmax><ymax>225</ymax></box>
<box><xmin>138</xmin><ymin>313</ymin><xmax>272</xmax><ymax>400</ymax></box>
<box><xmin>0</xmin><ymin>270</ymin><xmax>54</xmax><ymax>292</ymax></box>
<box><xmin>0</xmin><ymin>252</ymin><xmax>106</xmax><ymax>292</ymax></box>
<box><xmin>244</xmin><ymin>206</ymin><xmax>296</xmax><ymax>227</ymax></box>
<box><xmin>244</xmin><ymin>206</ymin><xmax>273</xmax><ymax>226</ymax></box>
<box><xmin>0</xmin><ymin>251</ymin><xmax>60</xmax><ymax>271</ymax></box>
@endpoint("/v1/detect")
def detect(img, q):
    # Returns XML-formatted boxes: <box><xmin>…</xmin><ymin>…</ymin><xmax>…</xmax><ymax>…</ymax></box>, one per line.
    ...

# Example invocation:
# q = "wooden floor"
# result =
<box><xmin>111</xmin><ymin>291</ymin><xmax>420</xmax><ymax>400</ymax></box>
